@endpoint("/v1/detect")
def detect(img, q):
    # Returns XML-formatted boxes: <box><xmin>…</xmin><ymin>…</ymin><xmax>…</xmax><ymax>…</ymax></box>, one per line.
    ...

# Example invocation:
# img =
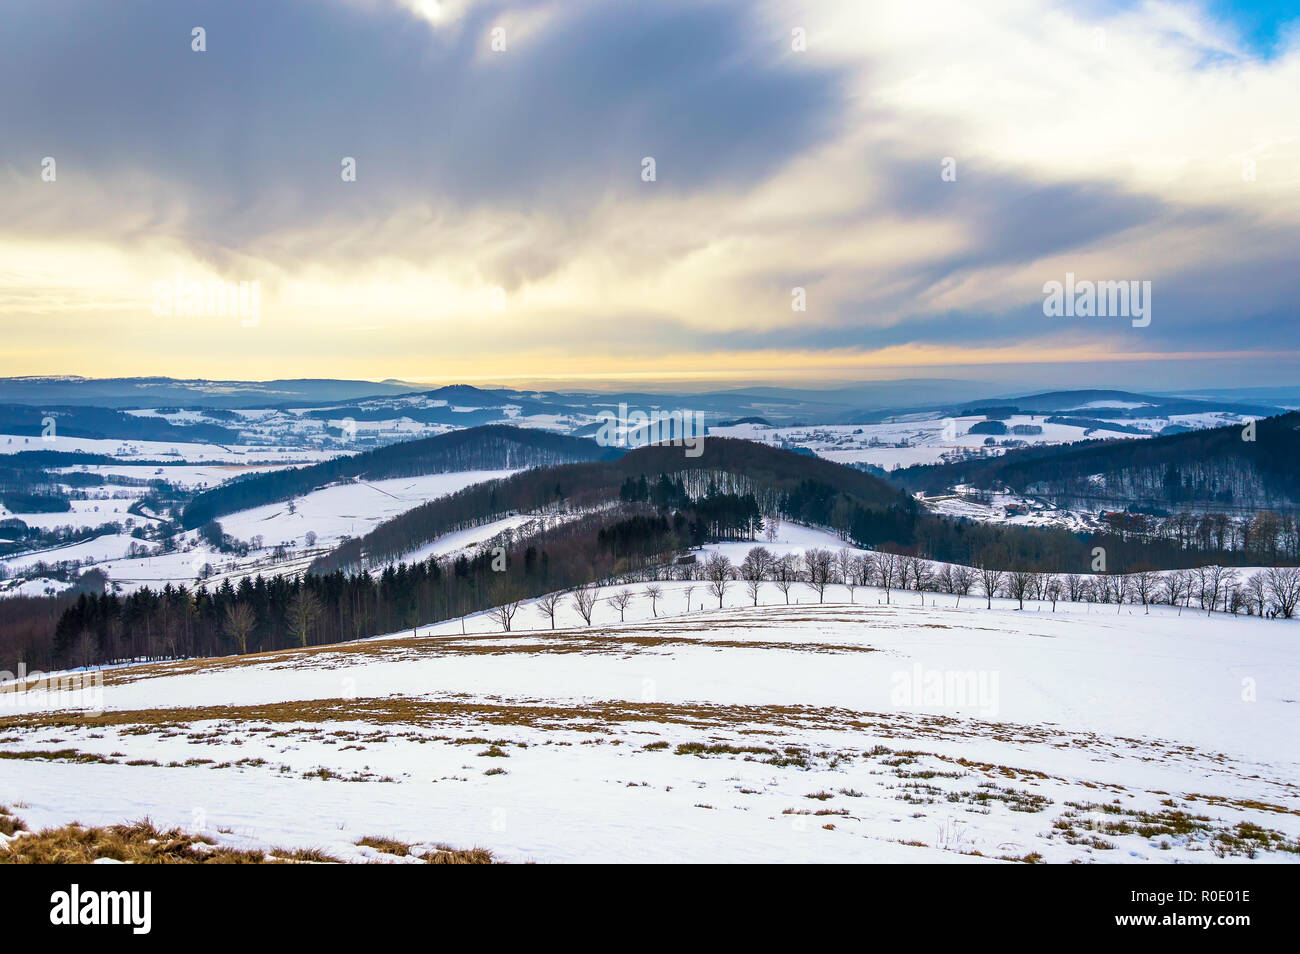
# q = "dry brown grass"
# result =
<box><xmin>1184</xmin><ymin>793</ymin><xmax>1300</xmax><ymax>817</ymax></box>
<box><xmin>355</xmin><ymin>836</ymin><xmax>495</xmax><ymax>863</ymax></box>
<box><xmin>0</xmin><ymin>692</ymin><xmax>1194</xmax><ymax>769</ymax></box>
<box><xmin>355</xmin><ymin>835</ymin><xmax>410</xmax><ymax>857</ymax></box>
<box><xmin>0</xmin><ymin>804</ymin><xmax>27</xmax><ymax>837</ymax></box>
<box><xmin>0</xmin><ymin>813</ymin><xmax>496</xmax><ymax>864</ymax></box>
<box><xmin>0</xmin><ymin>694</ymin><xmax>949</xmax><ymax>737</ymax></box>
<box><xmin>0</xmin><ymin>818</ymin><xmax>296</xmax><ymax>864</ymax></box>
<box><xmin>422</xmin><ymin>844</ymin><xmax>495</xmax><ymax>864</ymax></box>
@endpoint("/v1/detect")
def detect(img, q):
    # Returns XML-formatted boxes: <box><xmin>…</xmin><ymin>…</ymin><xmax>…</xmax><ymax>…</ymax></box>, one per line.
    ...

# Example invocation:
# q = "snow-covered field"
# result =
<box><xmin>919</xmin><ymin>489</ymin><xmax>1101</xmax><ymax>531</ymax></box>
<box><xmin>0</xmin><ymin>470</ymin><xmax>517</xmax><ymax>595</ymax></box>
<box><xmin>709</xmin><ymin>411</ymin><xmax>1254</xmax><ymax>471</ymax></box>
<box><xmin>102</xmin><ymin>470</ymin><xmax>516</xmax><ymax>591</ymax></box>
<box><xmin>2</xmin><ymin>531</ymin><xmax>142</xmax><ymax>573</ymax></box>
<box><xmin>0</xmin><ymin>433</ymin><xmax>338</xmax><ymax>464</ymax></box>
<box><xmin>0</xmin><ymin>495</ymin><xmax>147</xmax><ymax>532</ymax></box>
<box><xmin>213</xmin><ymin>470</ymin><xmax>517</xmax><ymax>551</ymax></box>
<box><xmin>3</xmin><ymin>582</ymin><xmax>1297</xmax><ymax>864</ymax></box>
<box><xmin>395</xmin><ymin>511</ymin><xmax>581</xmax><ymax>566</ymax></box>
<box><xmin>55</xmin><ymin>463</ymin><xmax>296</xmax><ymax>491</ymax></box>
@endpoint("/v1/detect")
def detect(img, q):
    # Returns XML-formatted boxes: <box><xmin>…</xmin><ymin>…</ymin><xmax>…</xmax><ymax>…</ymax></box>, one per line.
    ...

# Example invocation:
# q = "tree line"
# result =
<box><xmin>625</xmin><ymin>546</ymin><xmax>1300</xmax><ymax>620</ymax></box>
<box><xmin>15</xmin><ymin>501</ymin><xmax>689</xmax><ymax>671</ymax></box>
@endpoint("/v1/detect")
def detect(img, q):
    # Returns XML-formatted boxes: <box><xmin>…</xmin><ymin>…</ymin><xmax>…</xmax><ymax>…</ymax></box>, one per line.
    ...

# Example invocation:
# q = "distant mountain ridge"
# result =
<box><xmin>970</xmin><ymin>389</ymin><xmax>1281</xmax><ymax>419</ymax></box>
<box><xmin>0</xmin><ymin>377</ymin><xmax>427</xmax><ymax>408</ymax></box>
<box><xmin>0</xmin><ymin>377</ymin><xmax>1288</xmax><ymax>431</ymax></box>
<box><xmin>0</xmin><ymin>404</ymin><xmax>239</xmax><ymax>444</ymax></box>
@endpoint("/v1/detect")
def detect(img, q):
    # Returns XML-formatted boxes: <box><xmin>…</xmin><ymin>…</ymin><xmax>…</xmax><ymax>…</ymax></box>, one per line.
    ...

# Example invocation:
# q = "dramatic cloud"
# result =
<box><xmin>0</xmin><ymin>0</ymin><xmax>1297</xmax><ymax>385</ymax></box>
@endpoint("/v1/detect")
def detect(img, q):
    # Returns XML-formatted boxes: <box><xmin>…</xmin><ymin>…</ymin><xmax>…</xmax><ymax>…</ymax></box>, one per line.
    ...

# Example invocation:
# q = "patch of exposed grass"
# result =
<box><xmin>422</xmin><ymin>844</ymin><xmax>495</xmax><ymax>864</ymax></box>
<box><xmin>0</xmin><ymin>814</ymin><xmax>495</xmax><ymax>864</ymax></box>
<box><xmin>674</xmin><ymin>741</ymin><xmax>778</xmax><ymax>758</ymax></box>
<box><xmin>951</xmin><ymin>783</ymin><xmax>1050</xmax><ymax>814</ymax></box>
<box><xmin>0</xmin><ymin>748</ymin><xmax>113</xmax><ymax>765</ymax></box>
<box><xmin>1052</xmin><ymin>802</ymin><xmax>1300</xmax><ymax>857</ymax></box>
<box><xmin>1185</xmin><ymin>794</ymin><xmax>1300</xmax><ymax>817</ymax></box>
<box><xmin>0</xmin><ymin>805</ymin><xmax>27</xmax><ymax>837</ymax></box>
<box><xmin>0</xmin><ymin>818</ymin><xmax>304</xmax><ymax>864</ymax></box>
<box><xmin>355</xmin><ymin>835</ymin><xmax>410</xmax><ymax>857</ymax></box>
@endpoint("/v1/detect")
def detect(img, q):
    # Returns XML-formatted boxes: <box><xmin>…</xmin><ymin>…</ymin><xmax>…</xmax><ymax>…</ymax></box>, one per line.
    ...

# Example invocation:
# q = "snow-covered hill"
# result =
<box><xmin>3</xmin><ymin>588</ymin><xmax>1297</xmax><ymax>864</ymax></box>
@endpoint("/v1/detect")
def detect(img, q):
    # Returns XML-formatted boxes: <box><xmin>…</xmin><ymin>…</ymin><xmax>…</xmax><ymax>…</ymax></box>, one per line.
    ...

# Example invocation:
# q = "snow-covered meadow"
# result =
<box><xmin>2</xmin><ymin>571</ymin><xmax>1297</xmax><ymax>864</ymax></box>
<box><xmin>1</xmin><ymin>469</ymin><xmax>517</xmax><ymax>595</ymax></box>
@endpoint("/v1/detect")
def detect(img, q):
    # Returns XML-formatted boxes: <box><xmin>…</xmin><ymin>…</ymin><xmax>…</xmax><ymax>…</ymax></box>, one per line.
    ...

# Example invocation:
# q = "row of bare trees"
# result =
<box><xmin>490</xmin><ymin>547</ymin><xmax>1300</xmax><ymax>630</ymax></box>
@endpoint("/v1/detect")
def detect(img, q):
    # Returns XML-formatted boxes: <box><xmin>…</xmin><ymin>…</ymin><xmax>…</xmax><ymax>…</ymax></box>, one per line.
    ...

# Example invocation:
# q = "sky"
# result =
<box><xmin>1</xmin><ymin>0</ymin><xmax>1298</xmax><ymax>391</ymax></box>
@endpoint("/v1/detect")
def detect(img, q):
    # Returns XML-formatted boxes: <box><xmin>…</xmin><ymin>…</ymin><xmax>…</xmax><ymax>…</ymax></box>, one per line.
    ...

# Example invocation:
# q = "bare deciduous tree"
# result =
<box><xmin>951</xmin><ymin>564</ymin><xmax>975</xmax><ymax>603</ymax></box>
<box><xmin>1245</xmin><ymin>571</ymin><xmax>1268</xmax><ymax>618</ymax></box>
<box><xmin>834</xmin><ymin>548</ymin><xmax>856</xmax><ymax>590</ymax></box>
<box><xmin>1006</xmin><ymin>568</ymin><xmax>1036</xmax><ymax>610</ymax></box>
<box><xmin>536</xmin><ymin>592</ymin><xmax>563</xmax><ymax>629</ymax></box>
<box><xmin>1200</xmin><ymin>565</ymin><xmax>1237</xmax><ymax>615</ymax></box>
<box><xmin>704</xmin><ymin>552</ymin><xmax>733</xmax><ymax>608</ymax></box>
<box><xmin>740</xmin><ymin>546</ymin><xmax>774</xmax><ymax>606</ymax></box>
<box><xmin>286</xmin><ymin>588</ymin><xmax>321</xmax><ymax>648</ymax></box>
<box><xmin>607</xmin><ymin>589</ymin><xmax>634</xmax><ymax>622</ymax></box>
<box><xmin>644</xmin><ymin>583</ymin><xmax>663</xmax><ymax>618</ymax></box>
<box><xmin>874</xmin><ymin>550</ymin><xmax>902</xmax><ymax>605</ymax></box>
<box><xmin>1044</xmin><ymin>573</ymin><xmax>1061</xmax><ymax>611</ymax></box>
<box><xmin>571</xmin><ymin>584</ymin><xmax>598</xmax><ymax>626</ymax></box>
<box><xmin>803</xmin><ymin>548</ymin><xmax>834</xmax><ymax>603</ymax></box>
<box><xmin>1132</xmin><ymin>570</ymin><xmax>1159</xmax><ymax>613</ymax></box>
<box><xmin>488</xmin><ymin>598</ymin><xmax>521</xmax><ymax>632</ymax></box>
<box><xmin>974</xmin><ymin>551</ymin><xmax>1005</xmax><ymax>610</ymax></box>
<box><xmin>772</xmin><ymin>554</ymin><xmax>797</xmax><ymax>605</ymax></box>
<box><xmin>853</xmin><ymin>553</ymin><xmax>875</xmax><ymax>589</ymax></box>
<box><xmin>934</xmin><ymin>563</ymin><xmax>956</xmax><ymax>597</ymax></box>
<box><xmin>222</xmin><ymin>601</ymin><xmax>255</xmax><ymax>655</ymax></box>
<box><xmin>903</xmin><ymin>555</ymin><xmax>933</xmax><ymax>601</ymax></box>
<box><xmin>1113</xmin><ymin>574</ymin><xmax>1130</xmax><ymax>613</ymax></box>
<box><xmin>1267</xmin><ymin>565</ymin><xmax>1300</xmax><ymax>618</ymax></box>
<box><xmin>844</xmin><ymin>556</ymin><xmax>864</xmax><ymax>604</ymax></box>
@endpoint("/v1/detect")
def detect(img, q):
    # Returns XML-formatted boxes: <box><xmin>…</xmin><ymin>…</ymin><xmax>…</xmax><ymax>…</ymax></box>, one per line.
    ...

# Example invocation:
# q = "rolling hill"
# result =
<box><xmin>893</xmin><ymin>411</ymin><xmax>1300</xmax><ymax>510</ymax></box>
<box><xmin>181</xmin><ymin>425</ymin><xmax>622</xmax><ymax>529</ymax></box>
<box><xmin>309</xmin><ymin>436</ymin><xmax>919</xmax><ymax>572</ymax></box>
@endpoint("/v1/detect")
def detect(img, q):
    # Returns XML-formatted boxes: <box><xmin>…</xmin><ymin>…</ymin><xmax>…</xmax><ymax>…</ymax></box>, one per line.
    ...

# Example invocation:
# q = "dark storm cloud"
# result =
<box><xmin>0</xmin><ymin>0</ymin><xmax>842</xmax><ymax>246</ymax></box>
